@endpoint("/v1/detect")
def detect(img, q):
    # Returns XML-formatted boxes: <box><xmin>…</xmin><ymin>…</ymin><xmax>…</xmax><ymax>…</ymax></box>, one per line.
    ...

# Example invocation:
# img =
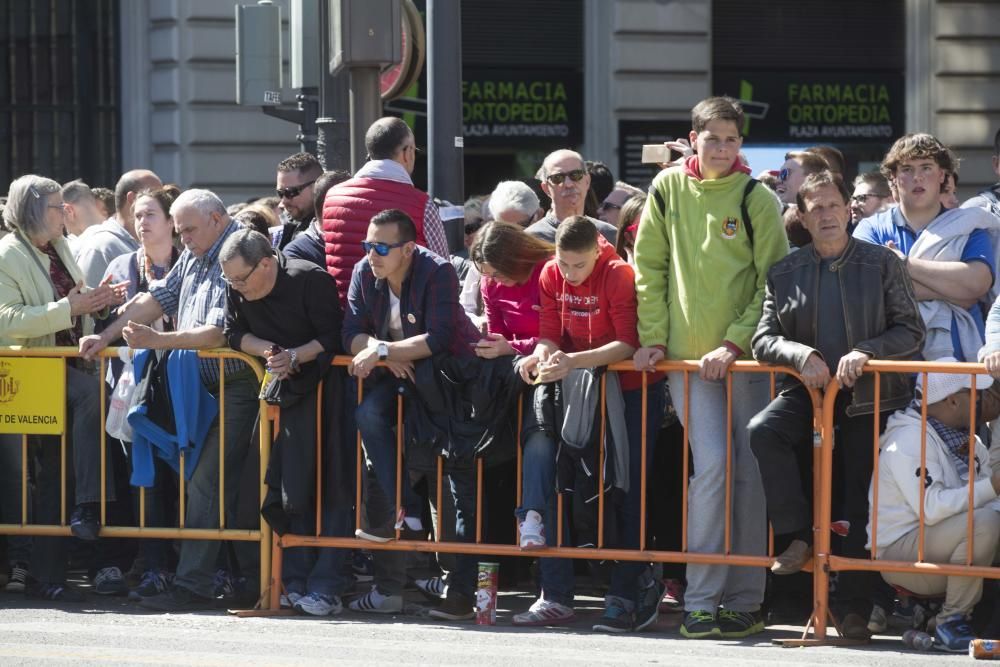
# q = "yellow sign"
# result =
<box><xmin>0</xmin><ymin>358</ymin><xmax>66</xmax><ymax>434</ymax></box>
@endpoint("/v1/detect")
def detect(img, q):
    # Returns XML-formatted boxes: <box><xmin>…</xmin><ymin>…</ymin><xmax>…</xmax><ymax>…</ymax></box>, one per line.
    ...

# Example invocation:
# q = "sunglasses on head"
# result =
<box><xmin>276</xmin><ymin>178</ymin><xmax>317</xmax><ymax>199</ymax></box>
<box><xmin>546</xmin><ymin>169</ymin><xmax>586</xmax><ymax>186</ymax></box>
<box><xmin>361</xmin><ymin>240</ymin><xmax>407</xmax><ymax>256</ymax></box>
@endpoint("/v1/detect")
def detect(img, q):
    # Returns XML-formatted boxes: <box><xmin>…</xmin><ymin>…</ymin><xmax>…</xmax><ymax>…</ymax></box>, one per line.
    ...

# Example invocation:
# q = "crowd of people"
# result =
<box><xmin>2</xmin><ymin>97</ymin><xmax>1000</xmax><ymax>652</ymax></box>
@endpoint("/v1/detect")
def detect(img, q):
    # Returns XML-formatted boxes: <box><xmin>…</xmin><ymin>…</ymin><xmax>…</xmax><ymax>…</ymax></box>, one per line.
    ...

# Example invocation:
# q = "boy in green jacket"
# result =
<box><xmin>632</xmin><ymin>96</ymin><xmax>786</xmax><ymax>639</ymax></box>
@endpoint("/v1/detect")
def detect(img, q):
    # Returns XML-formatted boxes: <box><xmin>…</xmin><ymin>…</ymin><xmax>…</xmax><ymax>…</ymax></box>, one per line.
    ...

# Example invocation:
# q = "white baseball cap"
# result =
<box><xmin>915</xmin><ymin>357</ymin><xmax>994</xmax><ymax>405</ymax></box>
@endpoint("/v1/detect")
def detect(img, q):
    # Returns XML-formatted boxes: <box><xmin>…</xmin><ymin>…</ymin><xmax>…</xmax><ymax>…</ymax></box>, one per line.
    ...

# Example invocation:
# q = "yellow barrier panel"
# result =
<box><xmin>0</xmin><ymin>358</ymin><xmax>66</xmax><ymax>434</ymax></box>
<box><xmin>0</xmin><ymin>346</ymin><xmax>274</xmax><ymax>609</ymax></box>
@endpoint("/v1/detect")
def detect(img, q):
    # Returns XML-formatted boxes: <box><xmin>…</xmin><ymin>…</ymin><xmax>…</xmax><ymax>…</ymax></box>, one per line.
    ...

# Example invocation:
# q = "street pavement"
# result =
<box><xmin>0</xmin><ymin>584</ymin><xmax>971</xmax><ymax>666</ymax></box>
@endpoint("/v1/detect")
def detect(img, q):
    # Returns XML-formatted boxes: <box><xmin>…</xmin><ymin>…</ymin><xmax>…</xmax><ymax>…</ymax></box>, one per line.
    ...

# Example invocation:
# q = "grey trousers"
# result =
<box><xmin>667</xmin><ymin>371</ymin><xmax>769</xmax><ymax>613</ymax></box>
<box><xmin>880</xmin><ymin>507</ymin><xmax>1000</xmax><ymax>622</ymax></box>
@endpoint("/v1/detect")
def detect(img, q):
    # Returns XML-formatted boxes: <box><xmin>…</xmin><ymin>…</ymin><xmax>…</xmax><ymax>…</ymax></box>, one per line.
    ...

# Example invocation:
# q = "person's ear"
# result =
<box><xmin>688</xmin><ymin>130</ymin><xmax>699</xmax><ymax>147</ymax></box>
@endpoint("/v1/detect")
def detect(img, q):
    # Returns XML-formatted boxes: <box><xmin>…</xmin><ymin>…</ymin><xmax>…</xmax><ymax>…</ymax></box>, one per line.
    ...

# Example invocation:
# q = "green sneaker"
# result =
<box><xmin>718</xmin><ymin>609</ymin><xmax>765</xmax><ymax>638</ymax></box>
<box><xmin>680</xmin><ymin>610</ymin><xmax>721</xmax><ymax>638</ymax></box>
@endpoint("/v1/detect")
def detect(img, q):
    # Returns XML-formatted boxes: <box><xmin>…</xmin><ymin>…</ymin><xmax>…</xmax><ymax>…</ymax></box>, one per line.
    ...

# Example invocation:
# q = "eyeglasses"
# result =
<box><xmin>222</xmin><ymin>257</ymin><xmax>264</xmax><ymax>288</ymax></box>
<box><xmin>778</xmin><ymin>168</ymin><xmax>790</xmax><ymax>182</ymax></box>
<box><xmin>545</xmin><ymin>169</ymin><xmax>586</xmax><ymax>186</ymax></box>
<box><xmin>362</xmin><ymin>240</ymin><xmax>407</xmax><ymax>256</ymax></box>
<box><xmin>850</xmin><ymin>193</ymin><xmax>885</xmax><ymax>204</ymax></box>
<box><xmin>276</xmin><ymin>179</ymin><xmax>317</xmax><ymax>200</ymax></box>
<box><xmin>598</xmin><ymin>201</ymin><xmax>622</xmax><ymax>212</ymax></box>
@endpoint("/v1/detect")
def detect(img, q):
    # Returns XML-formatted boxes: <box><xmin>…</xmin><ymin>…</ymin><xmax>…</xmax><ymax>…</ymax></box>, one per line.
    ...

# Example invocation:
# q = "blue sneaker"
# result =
<box><xmin>593</xmin><ymin>597</ymin><xmax>633</xmax><ymax>633</ymax></box>
<box><xmin>934</xmin><ymin>616</ymin><xmax>976</xmax><ymax>653</ymax></box>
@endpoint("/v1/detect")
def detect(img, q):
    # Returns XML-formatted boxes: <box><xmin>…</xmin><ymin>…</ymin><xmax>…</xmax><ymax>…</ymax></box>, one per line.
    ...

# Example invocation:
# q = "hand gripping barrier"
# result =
<box><xmin>0</xmin><ymin>346</ymin><xmax>274</xmax><ymax>607</ymax></box>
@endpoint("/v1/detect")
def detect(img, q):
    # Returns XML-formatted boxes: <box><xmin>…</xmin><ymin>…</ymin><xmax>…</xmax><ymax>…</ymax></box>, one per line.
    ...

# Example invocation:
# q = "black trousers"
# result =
<box><xmin>749</xmin><ymin>384</ymin><xmax>890</xmax><ymax>613</ymax></box>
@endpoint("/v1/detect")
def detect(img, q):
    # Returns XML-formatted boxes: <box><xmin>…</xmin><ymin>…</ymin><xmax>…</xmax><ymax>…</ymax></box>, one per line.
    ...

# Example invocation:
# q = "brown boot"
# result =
<box><xmin>770</xmin><ymin>539</ymin><xmax>812</xmax><ymax>575</ymax></box>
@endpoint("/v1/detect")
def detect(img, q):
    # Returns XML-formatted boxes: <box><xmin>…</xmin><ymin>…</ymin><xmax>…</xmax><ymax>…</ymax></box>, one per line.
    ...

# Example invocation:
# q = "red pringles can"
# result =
<box><xmin>476</xmin><ymin>562</ymin><xmax>499</xmax><ymax>625</ymax></box>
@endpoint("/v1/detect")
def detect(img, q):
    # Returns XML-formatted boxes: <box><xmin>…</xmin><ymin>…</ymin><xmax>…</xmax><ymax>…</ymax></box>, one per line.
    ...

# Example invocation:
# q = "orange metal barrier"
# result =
<box><xmin>268</xmin><ymin>358</ymin><xmax>826</xmax><ymax>622</ymax></box>
<box><xmin>0</xmin><ymin>346</ymin><xmax>274</xmax><ymax>605</ymax></box>
<box><xmin>812</xmin><ymin>359</ymin><xmax>1000</xmax><ymax>642</ymax></box>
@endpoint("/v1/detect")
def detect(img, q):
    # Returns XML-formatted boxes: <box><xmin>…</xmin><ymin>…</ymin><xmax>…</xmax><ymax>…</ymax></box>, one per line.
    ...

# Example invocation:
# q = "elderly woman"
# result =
<box><xmin>0</xmin><ymin>174</ymin><xmax>125</xmax><ymax>601</ymax></box>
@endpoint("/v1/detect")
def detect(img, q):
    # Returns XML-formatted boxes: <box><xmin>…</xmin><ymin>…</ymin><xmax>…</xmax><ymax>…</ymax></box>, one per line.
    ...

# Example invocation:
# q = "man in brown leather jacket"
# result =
<box><xmin>748</xmin><ymin>171</ymin><xmax>925</xmax><ymax>638</ymax></box>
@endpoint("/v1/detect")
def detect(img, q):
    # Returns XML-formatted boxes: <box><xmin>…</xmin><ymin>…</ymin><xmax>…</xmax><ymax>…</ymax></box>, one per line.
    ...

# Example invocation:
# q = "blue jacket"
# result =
<box><xmin>128</xmin><ymin>348</ymin><xmax>218</xmax><ymax>487</ymax></box>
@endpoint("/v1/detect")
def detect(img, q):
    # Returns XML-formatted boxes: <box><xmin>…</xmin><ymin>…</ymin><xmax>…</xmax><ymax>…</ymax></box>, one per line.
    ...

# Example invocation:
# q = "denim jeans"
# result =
<box><xmin>515</xmin><ymin>430</ymin><xmax>574</xmax><ymax>607</ymax></box>
<box><xmin>283</xmin><ymin>504</ymin><xmax>354</xmax><ymax>597</ymax></box>
<box><xmin>173</xmin><ymin>371</ymin><xmax>260</xmax><ymax>598</ymax></box>
<box><xmin>607</xmin><ymin>380</ymin><xmax>665</xmax><ymax>605</ymax></box>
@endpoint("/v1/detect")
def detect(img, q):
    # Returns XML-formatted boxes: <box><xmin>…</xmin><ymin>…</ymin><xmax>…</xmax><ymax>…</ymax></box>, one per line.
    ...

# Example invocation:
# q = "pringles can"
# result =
<box><xmin>970</xmin><ymin>639</ymin><xmax>1000</xmax><ymax>659</ymax></box>
<box><xmin>476</xmin><ymin>562</ymin><xmax>499</xmax><ymax>625</ymax></box>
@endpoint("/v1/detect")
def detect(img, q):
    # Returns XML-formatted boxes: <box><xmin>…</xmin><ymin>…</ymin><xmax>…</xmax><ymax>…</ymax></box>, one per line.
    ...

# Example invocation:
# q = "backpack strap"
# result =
<box><xmin>741</xmin><ymin>178</ymin><xmax>759</xmax><ymax>245</ymax></box>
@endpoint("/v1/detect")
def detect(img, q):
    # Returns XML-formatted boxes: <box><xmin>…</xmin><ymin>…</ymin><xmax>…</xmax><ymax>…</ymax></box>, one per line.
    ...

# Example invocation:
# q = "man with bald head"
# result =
<box><xmin>524</xmin><ymin>149</ymin><xmax>617</xmax><ymax>244</ymax></box>
<box><xmin>75</xmin><ymin>168</ymin><xmax>162</xmax><ymax>288</ymax></box>
<box><xmin>322</xmin><ymin>116</ymin><xmax>449</xmax><ymax>305</ymax></box>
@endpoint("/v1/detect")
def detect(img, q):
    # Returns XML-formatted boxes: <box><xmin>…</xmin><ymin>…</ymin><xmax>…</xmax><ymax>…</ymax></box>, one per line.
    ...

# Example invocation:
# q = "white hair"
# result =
<box><xmin>488</xmin><ymin>181</ymin><xmax>539</xmax><ymax>219</ymax></box>
<box><xmin>170</xmin><ymin>188</ymin><xmax>227</xmax><ymax>218</ymax></box>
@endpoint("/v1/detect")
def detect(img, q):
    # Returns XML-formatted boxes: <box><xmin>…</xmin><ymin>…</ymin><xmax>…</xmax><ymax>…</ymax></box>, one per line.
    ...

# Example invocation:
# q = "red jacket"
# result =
<box><xmin>538</xmin><ymin>236</ymin><xmax>658</xmax><ymax>391</ymax></box>
<box><xmin>322</xmin><ymin>176</ymin><xmax>429</xmax><ymax>305</ymax></box>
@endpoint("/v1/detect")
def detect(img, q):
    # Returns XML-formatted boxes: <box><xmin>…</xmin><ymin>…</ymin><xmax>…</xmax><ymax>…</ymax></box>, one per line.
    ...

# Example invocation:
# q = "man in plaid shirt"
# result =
<box><xmin>342</xmin><ymin>208</ymin><xmax>481</xmax><ymax>621</ymax></box>
<box><xmin>80</xmin><ymin>189</ymin><xmax>260</xmax><ymax>611</ymax></box>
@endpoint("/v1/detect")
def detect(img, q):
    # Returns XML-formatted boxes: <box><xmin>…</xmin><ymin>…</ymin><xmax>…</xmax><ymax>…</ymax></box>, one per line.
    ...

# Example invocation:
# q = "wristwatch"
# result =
<box><xmin>377</xmin><ymin>342</ymin><xmax>389</xmax><ymax>361</ymax></box>
<box><xmin>288</xmin><ymin>347</ymin><xmax>299</xmax><ymax>372</ymax></box>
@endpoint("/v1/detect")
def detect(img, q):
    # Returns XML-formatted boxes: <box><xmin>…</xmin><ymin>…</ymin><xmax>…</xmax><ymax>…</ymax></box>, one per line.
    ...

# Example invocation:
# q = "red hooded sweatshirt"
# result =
<box><xmin>538</xmin><ymin>236</ymin><xmax>661</xmax><ymax>391</ymax></box>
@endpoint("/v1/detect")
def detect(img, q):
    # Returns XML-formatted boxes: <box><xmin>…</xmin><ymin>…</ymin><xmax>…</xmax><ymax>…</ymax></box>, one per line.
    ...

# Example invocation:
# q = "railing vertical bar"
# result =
<box><xmin>22</xmin><ymin>434</ymin><xmax>29</xmax><ymax>525</ymax></box>
<box><xmin>597</xmin><ymin>374</ymin><xmax>607</xmax><ymax>549</ymax></box>
<box><xmin>435</xmin><ymin>456</ymin><xmax>443</xmax><ymax>543</ymax></box>
<box><xmin>918</xmin><ymin>372</ymin><xmax>928</xmax><ymax>563</ymax></box>
<box><xmin>724</xmin><ymin>371</ymin><xmax>733</xmax><ymax>555</ymax></box>
<box><xmin>966</xmin><ymin>374</ymin><xmax>977</xmax><ymax>566</ymax></box>
<box><xmin>355</xmin><ymin>377</ymin><xmax>363</xmax><ymax>532</ymax></box>
<box><xmin>871</xmin><ymin>370</ymin><xmax>881</xmax><ymax>559</ymax></box>
<box><xmin>395</xmin><ymin>394</ymin><xmax>403</xmax><ymax>539</ymax></box>
<box><xmin>681</xmin><ymin>370</ymin><xmax>690</xmax><ymax>553</ymax></box>
<box><xmin>639</xmin><ymin>370</ymin><xmax>648</xmax><ymax>551</ymax></box>
<box><xmin>218</xmin><ymin>359</ymin><xmax>225</xmax><ymax>529</ymax></box>
<box><xmin>315</xmin><ymin>380</ymin><xmax>323</xmax><ymax>537</ymax></box>
<box><xmin>476</xmin><ymin>457</ymin><xmax>483</xmax><ymax>544</ymax></box>
<box><xmin>99</xmin><ymin>356</ymin><xmax>107</xmax><ymax>526</ymax></box>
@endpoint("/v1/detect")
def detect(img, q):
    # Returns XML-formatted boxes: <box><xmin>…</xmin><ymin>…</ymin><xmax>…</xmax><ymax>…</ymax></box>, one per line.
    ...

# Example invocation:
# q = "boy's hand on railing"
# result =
<box><xmin>699</xmin><ymin>346</ymin><xmax>736</xmax><ymax>381</ymax></box>
<box><xmin>800</xmin><ymin>353</ymin><xmax>831</xmax><ymax>390</ymax></box>
<box><xmin>633</xmin><ymin>346</ymin><xmax>665</xmax><ymax>372</ymax></box>
<box><xmin>536</xmin><ymin>351</ymin><xmax>573</xmax><ymax>383</ymax></box>
<box><xmin>984</xmin><ymin>351</ymin><xmax>1000</xmax><ymax>379</ymax></box>
<box><xmin>836</xmin><ymin>351</ymin><xmax>871</xmax><ymax>388</ymax></box>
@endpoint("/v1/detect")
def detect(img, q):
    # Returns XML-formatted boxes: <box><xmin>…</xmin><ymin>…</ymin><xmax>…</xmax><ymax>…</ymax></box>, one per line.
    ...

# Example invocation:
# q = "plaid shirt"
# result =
<box><xmin>926</xmin><ymin>415</ymin><xmax>981</xmax><ymax>478</ymax></box>
<box><xmin>149</xmin><ymin>220</ymin><xmax>245</xmax><ymax>386</ymax></box>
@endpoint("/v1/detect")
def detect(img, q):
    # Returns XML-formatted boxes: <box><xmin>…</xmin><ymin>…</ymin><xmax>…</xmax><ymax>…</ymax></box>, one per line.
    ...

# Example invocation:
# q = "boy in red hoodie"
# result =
<box><xmin>519</xmin><ymin>216</ymin><xmax>665</xmax><ymax>633</ymax></box>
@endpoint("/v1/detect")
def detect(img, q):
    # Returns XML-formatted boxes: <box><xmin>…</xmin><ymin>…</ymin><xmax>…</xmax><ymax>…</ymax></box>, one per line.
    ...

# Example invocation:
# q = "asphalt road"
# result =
<box><xmin>0</xmin><ymin>586</ymin><xmax>971</xmax><ymax>666</ymax></box>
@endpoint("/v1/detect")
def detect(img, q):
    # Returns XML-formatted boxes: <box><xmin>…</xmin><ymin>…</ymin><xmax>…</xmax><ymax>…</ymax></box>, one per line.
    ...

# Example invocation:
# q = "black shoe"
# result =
<box><xmin>718</xmin><ymin>609</ymin><xmax>765</xmax><ymax>638</ymax></box>
<box><xmin>634</xmin><ymin>579</ymin><xmax>666</xmax><ymax>632</ymax></box>
<box><xmin>139</xmin><ymin>585</ymin><xmax>214</xmax><ymax>612</ymax></box>
<box><xmin>680</xmin><ymin>610</ymin><xmax>721</xmax><ymax>639</ymax></box>
<box><xmin>70</xmin><ymin>503</ymin><xmax>101</xmax><ymax>541</ymax></box>
<box><xmin>428</xmin><ymin>593</ymin><xmax>475</xmax><ymax>621</ymax></box>
<box><xmin>26</xmin><ymin>581</ymin><xmax>86</xmax><ymax>603</ymax></box>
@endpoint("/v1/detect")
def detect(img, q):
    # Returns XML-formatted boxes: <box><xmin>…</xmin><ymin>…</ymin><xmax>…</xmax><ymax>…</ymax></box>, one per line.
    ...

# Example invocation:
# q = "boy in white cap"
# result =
<box><xmin>868</xmin><ymin>358</ymin><xmax>1000</xmax><ymax>652</ymax></box>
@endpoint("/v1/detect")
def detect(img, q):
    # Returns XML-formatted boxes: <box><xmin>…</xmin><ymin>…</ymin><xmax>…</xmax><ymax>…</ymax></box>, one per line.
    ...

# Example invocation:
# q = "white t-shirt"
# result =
<box><xmin>388</xmin><ymin>290</ymin><xmax>404</xmax><ymax>341</ymax></box>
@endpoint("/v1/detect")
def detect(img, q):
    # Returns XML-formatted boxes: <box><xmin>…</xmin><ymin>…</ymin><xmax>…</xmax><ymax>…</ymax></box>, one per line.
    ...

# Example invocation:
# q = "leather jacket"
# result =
<box><xmin>752</xmin><ymin>238</ymin><xmax>925</xmax><ymax>416</ymax></box>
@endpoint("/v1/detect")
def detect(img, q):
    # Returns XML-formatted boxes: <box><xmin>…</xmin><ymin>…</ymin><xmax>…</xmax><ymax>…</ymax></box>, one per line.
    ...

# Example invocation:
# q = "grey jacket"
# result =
<box><xmin>752</xmin><ymin>238</ymin><xmax>925</xmax><ymax>416</ymax></box>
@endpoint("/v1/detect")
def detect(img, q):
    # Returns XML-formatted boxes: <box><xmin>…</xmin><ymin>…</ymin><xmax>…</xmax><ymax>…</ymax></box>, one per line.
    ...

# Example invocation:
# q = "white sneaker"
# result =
<box><xmin>348</xmin><ymin>586</ymin><xmax>403</xmax><ymax>614</ymax></box>
<box><xmin>518</xmin><ymin>510</ymin><xmax>545</xmax><ymax>549</ymax></box>
<box><xmin>415</xmin><ymin>576</ymin><xmax>448</xmax><ymax>601</ymax></box>
<box><xmin>513</xmin><ymin>597</ymin><xmax>576</xmax><ymax>626</ymax></box>
<box><xmin>867</xmin><ymin>603</ymin><xmax>888</xmax><ymax>634</ymax></box>
<box><xmin>279</xmin><ymin>591</ymin><xmax>303</xmax><ymax>609</ymax></box>
<box><xmin>295</xmin><ymin>592</ymin><xmax>343</xmax><ymax>616</ymax></box>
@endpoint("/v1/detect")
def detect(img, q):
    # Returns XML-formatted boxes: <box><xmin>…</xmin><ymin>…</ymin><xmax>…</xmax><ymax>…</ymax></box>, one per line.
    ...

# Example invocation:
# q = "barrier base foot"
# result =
<box><xmin>772</xmin><ymin>638</ymin><xmax>870</xmax><ymax>647</ymax></box>
<box><xmin>228</xmin><ymin>608</ymin><xmax>296</xmax><ymax>618</ymax></box>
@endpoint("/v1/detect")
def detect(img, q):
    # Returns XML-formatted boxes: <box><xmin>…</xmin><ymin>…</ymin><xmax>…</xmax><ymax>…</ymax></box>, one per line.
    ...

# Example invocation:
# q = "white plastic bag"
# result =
<box><xmin>106</xmin><ymin>347</ymin><xmax>138</xmax><ymax>442</ymax></box>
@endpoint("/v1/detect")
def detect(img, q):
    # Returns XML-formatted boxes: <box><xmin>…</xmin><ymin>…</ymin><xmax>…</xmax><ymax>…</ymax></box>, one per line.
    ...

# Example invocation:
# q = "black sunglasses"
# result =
<box><xmin>276</xmin><ymin>178</ymin><xmax>317</xmax><ymax>200</ymax></box>
<box><xmin>546</xmin><ymin>169</ymin><xmax>586</xmax><ymax>186</ymax></box>
<box><xmin>599</xmin><ymin>201</ymin><xmax>622</xmax><ymax>212</ymax></box>
<box><xmin>362</xmin><ymin>240</ymin><xmax>406</xmax><ymax>257</ymax></box>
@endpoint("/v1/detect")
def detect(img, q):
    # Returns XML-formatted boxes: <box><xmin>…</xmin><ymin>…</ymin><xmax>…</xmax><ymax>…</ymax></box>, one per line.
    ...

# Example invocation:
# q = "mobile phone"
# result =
<box><xmin>641</xmin><ymin>144</ymin><xmax>673</xmax><ymax>165</ymax></box>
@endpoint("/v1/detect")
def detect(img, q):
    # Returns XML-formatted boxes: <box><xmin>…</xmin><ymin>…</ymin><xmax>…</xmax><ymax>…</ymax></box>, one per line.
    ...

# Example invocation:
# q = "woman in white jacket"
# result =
<box><xmin>868</xmin><ymin>361</ymin><xmax>1000</xmax><ymax>652</ymax></box>
<box><xmin>0</xmin><ymin>174</ymin><xmax>125</xmax><ymax>601</ymax></box>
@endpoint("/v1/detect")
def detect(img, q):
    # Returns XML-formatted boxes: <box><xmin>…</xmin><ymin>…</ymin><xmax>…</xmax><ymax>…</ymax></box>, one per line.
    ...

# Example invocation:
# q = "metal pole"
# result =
<box><xmin>349</xmin><ymin>66</ymin><xmax>382</xmax><ymax>173</ymax></box>
<box><xmin>317</xmin><ymin>0</ymin><xmax>351</xmax><ymax>172</ymax></box>
<box><xmin>427</xmin><ymin>0</ymin><xmax>464</xmax><ymax>250</ymax></box>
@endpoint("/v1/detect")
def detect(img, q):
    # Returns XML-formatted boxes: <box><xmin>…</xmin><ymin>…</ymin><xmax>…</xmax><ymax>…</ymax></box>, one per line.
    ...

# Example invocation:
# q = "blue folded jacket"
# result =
<box><xmin>128</xmin><ymin>348</ymin><xmax>219</xmax><ymax>487</ymax></box>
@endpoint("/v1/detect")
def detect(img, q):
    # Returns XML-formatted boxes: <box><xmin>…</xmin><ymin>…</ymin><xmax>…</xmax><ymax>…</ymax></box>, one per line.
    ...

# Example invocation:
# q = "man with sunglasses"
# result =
<box><xmin>524</xmin><ymin>149</ymin><xmax>618</xmax><ymax>244</ymax></box>
<box><xmin>274</xmin><ymin>152</ymin><xmax>323</xmax><ymax>251</ymax></box>
<box><xmin>322</xmin><ymin>117</ymin><xmax>450</xmax><ymax>306</ymax></box>
<box><xmin>598</xmin><ymin>181</ymin><xmax>644</xmax><ymax>228</ymax></box>
<box><xmin>343</xmin><ymin>208</ymin><xmax>482</xmax><ymax>620</ymax></box>
<box><xmin>850</xmin><ymin>171</ymin><xmax>894</xmax><ymax>227</ymax></box>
